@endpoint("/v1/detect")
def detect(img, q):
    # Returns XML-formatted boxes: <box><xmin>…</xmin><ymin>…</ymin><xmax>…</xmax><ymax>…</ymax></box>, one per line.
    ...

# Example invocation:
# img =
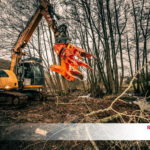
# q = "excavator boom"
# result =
<box><xmin>10</xmin><ymin>0</ymin><xmax>62</xmax><ymax>71</ymax></box>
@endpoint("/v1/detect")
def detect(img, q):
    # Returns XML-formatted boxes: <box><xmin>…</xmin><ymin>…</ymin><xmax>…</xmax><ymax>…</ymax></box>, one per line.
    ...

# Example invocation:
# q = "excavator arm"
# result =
<box><xmin>10</xmin><ymin>0</ymin><xmax>94</xmax><ymax>81</ymax></box>
<box><xmin>10</xmin><ymin>8</ymin><xmax>42</xmax><ymax>71</ymax></box>
<box><xmin>10</xmin><ymin>0</ymin><xmax>61</xmax><ymax>71</ymax></box>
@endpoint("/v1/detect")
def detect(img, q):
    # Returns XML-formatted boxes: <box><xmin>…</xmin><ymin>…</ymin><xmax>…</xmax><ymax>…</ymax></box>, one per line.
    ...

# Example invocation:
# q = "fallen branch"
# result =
<box><xmin>95</xmin><ymin>113</ymin><xmax>125</xmax><ymax>123</ymax></box>
<box><xmin>85</xmin><ymin>61</ymin><xmax>150</xmax><ymax>117</ymax></box>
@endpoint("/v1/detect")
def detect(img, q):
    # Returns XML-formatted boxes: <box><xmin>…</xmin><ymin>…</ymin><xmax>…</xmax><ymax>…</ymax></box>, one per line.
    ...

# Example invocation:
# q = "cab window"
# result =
<box><xmin>0</xmin><ymin>70</ymin><xmax>9</xmax><ymax>77</ymax></box>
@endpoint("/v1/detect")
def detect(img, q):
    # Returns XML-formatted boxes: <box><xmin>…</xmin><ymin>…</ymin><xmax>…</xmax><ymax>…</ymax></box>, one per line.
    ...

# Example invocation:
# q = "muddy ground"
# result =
<box><xmin>0</xmin><ymin>92</ymin><xmax>150</xmax><ymax>149</ymax></box>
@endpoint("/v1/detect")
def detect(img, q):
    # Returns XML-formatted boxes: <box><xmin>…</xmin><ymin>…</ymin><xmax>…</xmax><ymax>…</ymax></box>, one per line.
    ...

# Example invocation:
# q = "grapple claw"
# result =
<box><xmin>69</xmin><ymin>69</ymin><xmax>84</xmax><ymax>81</ymax></box>
<box><xmin>50</xmin><ymin>43</ymin><xmax>94</xmax><ymax>81</ymax></box>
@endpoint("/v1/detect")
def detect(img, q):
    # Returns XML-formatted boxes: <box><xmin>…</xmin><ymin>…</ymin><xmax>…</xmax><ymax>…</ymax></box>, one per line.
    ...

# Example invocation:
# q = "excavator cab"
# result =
<box><xmin>16</xmin><ymin>57</ymin><xmax>45</xmax><ymax>89</ymax></box>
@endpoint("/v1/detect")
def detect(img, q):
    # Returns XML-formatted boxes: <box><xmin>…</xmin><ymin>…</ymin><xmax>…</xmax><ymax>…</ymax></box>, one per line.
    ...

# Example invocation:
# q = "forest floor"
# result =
<box><xmin>0</xmin><ymin>91</ymin><xmax>150</xmax><ymax>149</ymax></box>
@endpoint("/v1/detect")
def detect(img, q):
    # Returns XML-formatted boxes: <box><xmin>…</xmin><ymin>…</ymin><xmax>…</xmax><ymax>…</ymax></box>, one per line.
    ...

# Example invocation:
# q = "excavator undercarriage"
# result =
<box><xmin>0</xmin><ymin>91</ymin><xmax>28</xmax><ymax>106</ymax></box>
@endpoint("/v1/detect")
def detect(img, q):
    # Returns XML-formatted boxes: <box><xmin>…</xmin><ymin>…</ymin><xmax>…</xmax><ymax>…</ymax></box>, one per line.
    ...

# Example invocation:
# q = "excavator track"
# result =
<box><xmin>21</xmin><ymin>90</ymin><xmax>45</xmax><ymax>101</ymax></box>
<box><xmin>0</xmin><ymin>91</ymin><xmax>28</xmax><ymax>106</ymax></box>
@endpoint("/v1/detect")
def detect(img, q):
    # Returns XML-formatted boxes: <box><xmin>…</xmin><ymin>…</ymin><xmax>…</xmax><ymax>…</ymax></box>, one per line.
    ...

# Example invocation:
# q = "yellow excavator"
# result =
<box><xmin>0</xmin><ymin>0</ymin><xmax>70</xmax><ymax>105</ymax></box>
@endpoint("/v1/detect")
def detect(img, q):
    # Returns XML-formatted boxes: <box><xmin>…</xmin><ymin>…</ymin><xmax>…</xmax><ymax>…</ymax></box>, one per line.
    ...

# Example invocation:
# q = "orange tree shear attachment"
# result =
<box><xmin>50</xmin><ymin>43</ymin><xmax>94</xmax><ymax>81</ymax></box>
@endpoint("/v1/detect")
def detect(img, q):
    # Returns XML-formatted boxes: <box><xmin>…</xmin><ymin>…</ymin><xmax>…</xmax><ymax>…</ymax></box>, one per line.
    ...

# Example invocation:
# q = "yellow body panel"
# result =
<box><xmin>0</xmin><ymin>70</ymin><xmax>18</xmax><ymax>90</ymax></box>
<box><xmin>24</xmin><ymin>85</ymin><xmax>43</xmax><ymax>88</ymax></box>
